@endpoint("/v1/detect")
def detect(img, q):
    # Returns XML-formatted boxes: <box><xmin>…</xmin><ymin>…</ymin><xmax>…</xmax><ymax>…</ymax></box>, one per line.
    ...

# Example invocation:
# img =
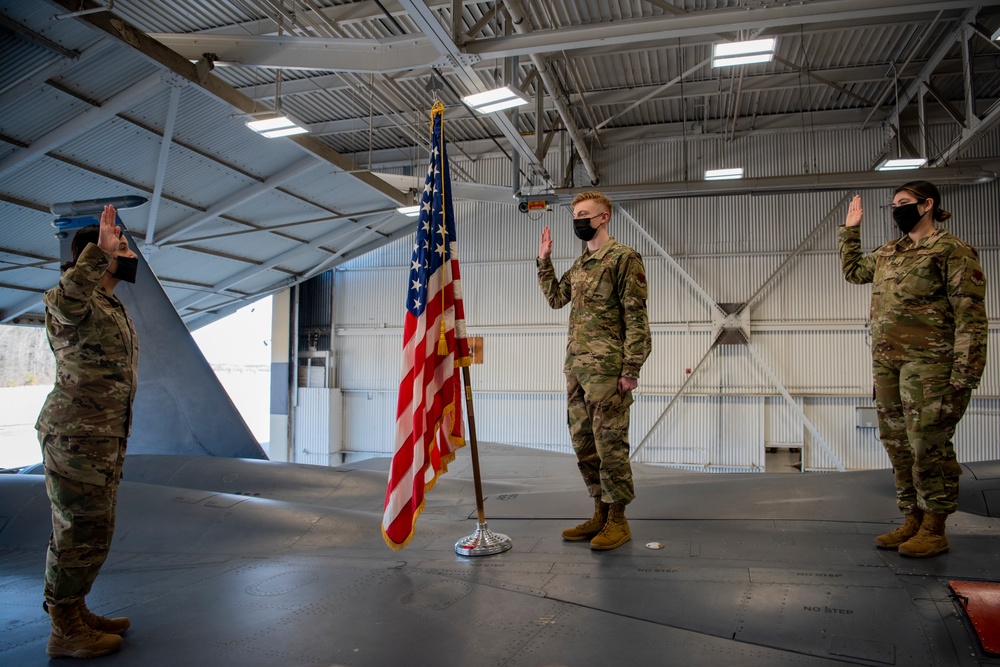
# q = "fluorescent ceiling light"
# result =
<box><xmin>992</xmin><ymin>26</ymin><xmax>1000</xmax><ymax>41</ymax></box>
<box><xmin>876</xmin><ymin>158</ymin><xmax>927</xmax><ymax>171</ymax></box>
<box><xmin>705</xmin><ymin>167</ymin><xmax>744</xmax><ymax>180</ymax></box>
<box><xmin>396</xmin><ymin>205</ymin><xmax>421</xmax><ymax>217</ymax></box>
<box><xmin>713</xmin><ymin>54</ymin><xmax>774</xmax><ymax>67</ymax></box>
<box><xmin>713</xmin><ymin>38</ymin><xmax>775</xmax><ymax>67</ymax></box>
<box><xmin>463</xmin><ymin>86</ymin><xmax>529</xmax><ymax>113</ymax></box>
<box><xmin>246</xmin><ymin>115</ymin><xmax>309</xmax><ymax>138</ymax></box>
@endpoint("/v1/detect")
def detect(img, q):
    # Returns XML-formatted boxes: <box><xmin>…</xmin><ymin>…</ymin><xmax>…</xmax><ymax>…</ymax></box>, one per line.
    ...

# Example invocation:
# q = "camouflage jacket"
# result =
<box><xmin>538</xmin><ymin>237</ymin><xmax>652</xmax><ymax>378</ymax></box>
<box><xmin>839</xmin><ymin>225</ymin><xmax>988</xmax><ymax>389</ymax></box>
<box><xmin>35</xmin><ymin>243</ymin><xmax>139</xmax><ymax>436</ymax></box>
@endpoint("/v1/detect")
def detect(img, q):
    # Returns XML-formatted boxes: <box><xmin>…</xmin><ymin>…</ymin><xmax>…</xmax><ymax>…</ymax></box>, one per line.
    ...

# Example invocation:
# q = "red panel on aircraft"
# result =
<box><xmin>950</xmin><ymin>580</ymin><xmax>1000</xmax><ymax>655</ymax></box>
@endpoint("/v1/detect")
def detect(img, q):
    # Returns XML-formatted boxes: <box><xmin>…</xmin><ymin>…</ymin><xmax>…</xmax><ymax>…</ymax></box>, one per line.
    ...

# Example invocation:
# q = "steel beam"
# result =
<box><xmin>148</xmin><ymin>33</ymin><xmax>442</xmax><ymax>74</ymax></box>
<box><xmin>502</xmin><ymin>0</ymin><xmax>599</xmax><ymax>185</ymax></box>
<box><xmin>0</xmin><ymin>293</ymin><xmax>43</xmax><ymax>324</ymax></box>
<box><xmin>396</xmin><ymin>0</ymin><xmax>549</xmax><ymax>179</ymax></box>
<box><xmin>45</xmin><ymin>0</ymin><xmax>406</xmax><ymax>206</ymax></box>
<box><xmin>885</xmin><ymin>7</ymin><xmax>980</xmax><ymax>132</ymax></box>
<box><xmin>154</xmin><ymin>157</ymin><xmax>322</xmax><ymax>245</ymax></box>
<box><xmin>145</xmin><ymin>84</ymin><xmax>181</xmax><ymax>245</ymax></box>
<box><xmin>0</xmin><ymin>71</ymin><xmax>162</xmax><ymax>178</ymax></box>
<box><xmin>173</xmin><ymin>214</ymin><xmax>399</xmax><ymax>314</ymax></box>
<box><xmin>464</xmin><ymin>0</ymin><xmax>988</xmax><ymax>59</ymax></box>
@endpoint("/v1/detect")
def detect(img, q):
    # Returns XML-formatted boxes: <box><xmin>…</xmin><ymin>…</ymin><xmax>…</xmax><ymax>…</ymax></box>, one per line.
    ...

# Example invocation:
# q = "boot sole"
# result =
<box><xmin>874</xmin><ymin>541</ymin><xmax>904</xmax><ymax>550</ymax></box>
<box><xmin>590</xmin><ymin>534</ymin><xmax>631</xmax><ymax>551</ymax></box>
<box><xmin>46</xmin><ymin>645</ymin><xmax>121</xmax><ymax>658</ymax></box>
<box><xmin>562</xmin><ymin>534</ymin><xmax>599</xmax><ymax>542</ymax></box>
<box><xmin>899</xmin><ymin>545</ymin><xmax>949</xmax><ymax>558</ymax></box>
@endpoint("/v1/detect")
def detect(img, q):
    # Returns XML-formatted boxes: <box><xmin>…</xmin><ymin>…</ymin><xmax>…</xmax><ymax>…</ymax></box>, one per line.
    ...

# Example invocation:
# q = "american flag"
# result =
<box><xmin>382</xmin><ymin>103</ymin><xmax>470</xmax><ymax>551</ymax></box>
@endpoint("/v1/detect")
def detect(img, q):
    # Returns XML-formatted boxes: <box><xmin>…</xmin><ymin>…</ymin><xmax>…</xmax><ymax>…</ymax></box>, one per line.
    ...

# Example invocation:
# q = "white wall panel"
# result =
<box><xmin>644</xmin><ymin>259</ymin><xmax>716</xmax><ymax>324</ymax></box>
<box><xmin>469</xmin><ymin>332</ymin><xmax>566</xmax><ymax>392</ymax></box>
<box><xmin>342</xmin><ymin>390</ymin><xmax>397</xmax><ymax>456</ymax></box>
<box><xmin>336</xmin><ymin>334</ymin><xmax>401</xmax><ymax>392</ymax></box>
<box><xmin>642</xmin><ymin>330</ymin><xmax>715</xmax><ymax>391</ymax></box>
<box><xmin>754</xmin><ymin>252</ymin><xmax>872</xmax><ymax>322</ymax></box>
<box><xmin>633</xmin><ymin>395</ymin><xmax>764</xmax><ymax>472</ymax></box>
<box><xmin>957</xmin><ymin>399</ymin><xmax>1000</xmax><ymax>463</ymax></box>
<box><xmin>473</xmin><ymin>392</ymin><xmax>571</xmax><ymax>450</ymax></box>
<box><xmin>802</xmin><ymin>397</ymin><xmax>886</xmax><ymax>471</ymax></box>
<box><xmin>335</xmin><ymin>267</ymin><xmax>407</xmax><ymax>327</ymax></box>
<box><xmin>294</xmin><ymin>388</ymin><xmax>334</xmax><ymax>466</ymax></box>
<box><xmin>978</xmin><ymin>330</ymin><xmax>1000</xmax><ymax>397</ymax></box>
<box><xmin>751</xmin><ymin>332</ymin><xmax>871</xmax><ymax>394</ymax></box>
<box><xmin>765</xmin><ymin>396</ymin><xmax>805</xmax><ymax>448</ymax></box>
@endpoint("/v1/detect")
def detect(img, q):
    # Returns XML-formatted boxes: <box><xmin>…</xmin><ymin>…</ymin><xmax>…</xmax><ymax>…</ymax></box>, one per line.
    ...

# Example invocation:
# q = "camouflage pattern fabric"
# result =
<box><xmin>538</xmin><ymin>237</ymin><xmax>651</xmax><ymax>505</ymax></box>
<box><xmin>34</xmin><ymin>241</ymin><xmax>138</xmax><ymax>605</ymax></box>
<box><xmin>537</xmin><ymin>237</ymin><xmax>652</xmax><ymax>378</ymax></box>
<box><xmin>872</xmin><ymin>360</ymin><xmax>969</xmax><ymax>514</ymax></box>
<box><xmin>839</xmin><ymin>225</ymin><xmax>988</xmax><ymax>388</ymax></box>
<box><xmin>567</xmin><ymin>372</ymin><xmax>636</xmax><ymax>504</ymax></box>
<box><xmin>35</xmin><ymin>243</ymin><xmax>139</xmax><ymax>437</ymax></box>
<box><xmin>39</xmin><ymin>434</ymin><xmax>127</xmax><ymax>605</ymax></box>
<box><xmin>839</xmin><ymin>224</ymin><xmax>987</xmax><ymax>516</ymax></box>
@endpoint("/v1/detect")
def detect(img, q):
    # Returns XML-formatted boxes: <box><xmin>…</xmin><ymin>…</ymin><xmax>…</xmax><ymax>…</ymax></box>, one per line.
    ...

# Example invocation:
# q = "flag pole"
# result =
<box><xmin>454</xmin><ymin>362</ymin><xmax>512</xmax><ymax>557</ymax></box>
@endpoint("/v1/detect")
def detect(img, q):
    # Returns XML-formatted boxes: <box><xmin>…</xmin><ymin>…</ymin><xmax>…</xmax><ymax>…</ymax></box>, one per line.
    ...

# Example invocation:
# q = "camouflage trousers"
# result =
<box><xmin>38</xmin><ymin>433</ymin><xmax>127</xmax><ymax>606</ymax></box>
<box><xmin>873</xmin><ymin>359</ymin><xmax>971</xmax><ymax>515</ymax></box>
<box><xmin>566</xmin><ymin>371</ymin><xmax>635</xmax><ymax>505</ymax></box>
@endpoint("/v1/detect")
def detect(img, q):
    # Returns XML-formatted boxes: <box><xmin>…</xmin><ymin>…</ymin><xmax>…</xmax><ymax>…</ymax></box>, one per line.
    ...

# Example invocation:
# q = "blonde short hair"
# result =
<box><xmin>571</xmin><ymin>191</ymin><xmax>612</xmax><ymax>213</ymax></box>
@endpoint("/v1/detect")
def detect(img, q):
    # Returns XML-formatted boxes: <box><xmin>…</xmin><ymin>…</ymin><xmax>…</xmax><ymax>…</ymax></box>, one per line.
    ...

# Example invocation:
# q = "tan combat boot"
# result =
<box><xmin>875</xmin><ymin>510</ymin><xmax>922</xmax><ymax>549</ymax></box>
<box><xmin>590</xmin><ymin>502</ymin><xmax>631</xmax><ymax>551</ymax></box>
<box><xmin>46</xmin><ymin>602</ymin><xmax>123</xmax><ymax>658</ymax></box>
<box><xmin>562</xmin><ymin>497</ymin><xmax>609</xmax><ymax>541</ymax></box>
<box><xmin>45</xmin><ymin>600</ymin><xmax>131</xmax><ymax>635</ymax></box>
<box><xmin>898</xmin><ymin>512</ymin><xmax>949</xmax><ymax>558</ymax></box>
<box><xmin>79</xmin><ymin>600</ymin><xmax>131</xmax><ymax>635</ymax></box>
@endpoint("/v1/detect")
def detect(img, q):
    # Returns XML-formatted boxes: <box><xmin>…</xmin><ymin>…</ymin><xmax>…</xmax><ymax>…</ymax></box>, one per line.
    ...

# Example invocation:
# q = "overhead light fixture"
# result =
<box><xmin>992</xmin><ymin>26</ymin><xmax>1000</xmax><ymax>41</ymax></box>
<box><xmin>705</xmin><ymin>167</ymin><xmax>744</xmax><ymax>180</ymax></box>
<box><xmin>876</xmin><ymin>158</ymin><xmax>927</xmax><ymax>171</ymax></box>
<box><xmin>246</xmin><ymin>115</ymin><xmax>309</xmax><ymax>138</ymax></box>
<box><xmin>462</xmin><ymin>86</ymin><xmax>530</xmax><ymax>114</ymax></box>
<box><xmin>396</xmin><ymin>205</ymin><xmax>421</xmax><ymax>217</ymax></box>
<box><xmin>712</xmin><ymin>38</ymin><xmax>776</xmax><ymax>67</ymax></box>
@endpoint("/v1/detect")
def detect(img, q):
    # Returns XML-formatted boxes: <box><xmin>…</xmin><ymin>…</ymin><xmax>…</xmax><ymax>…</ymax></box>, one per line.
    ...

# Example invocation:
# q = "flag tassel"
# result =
<box><xmin>438</xmin><ymin>320</ymin><xmax>448</xmax><ymax>356</ymax></box>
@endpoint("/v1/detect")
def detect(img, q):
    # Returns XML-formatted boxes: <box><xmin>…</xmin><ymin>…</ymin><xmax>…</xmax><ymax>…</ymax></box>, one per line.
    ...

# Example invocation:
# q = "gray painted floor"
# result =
<box><xmin>2</xmin><ymin>444</ymin><xmax>1000</xmax><ymax>666</ymax></box>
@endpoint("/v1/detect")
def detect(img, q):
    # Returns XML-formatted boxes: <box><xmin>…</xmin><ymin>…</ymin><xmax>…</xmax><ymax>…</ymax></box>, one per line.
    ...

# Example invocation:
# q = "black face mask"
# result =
<box><xmin>892</xmin><ymin>202</ymin><xmax>925</xmax><ymax>235</ymax></box>
<box><xmin>110</xmin><ymin>255</ymin><xmax>138</xmax><ymax>284</ymax></box>
<box><xmin>573</xmin><ymin>215</ymin><xmax>602</xmax><ymax>241</ymax></box>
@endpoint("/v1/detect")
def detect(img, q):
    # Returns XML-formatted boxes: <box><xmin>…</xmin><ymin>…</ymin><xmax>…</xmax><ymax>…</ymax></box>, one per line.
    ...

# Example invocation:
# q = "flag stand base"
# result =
<box><xmin>455</xmin><ymin>522</ymin><xmax>512</xmax><ymax>557</ymax></box>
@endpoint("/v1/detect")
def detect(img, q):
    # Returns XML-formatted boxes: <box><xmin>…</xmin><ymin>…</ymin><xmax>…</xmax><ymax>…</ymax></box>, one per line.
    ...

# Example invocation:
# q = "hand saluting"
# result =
<box><xmin>97</xmin><ymin>205</ymin><xmax>121</xmax><ymax>255</ymax></box>
<box><xmin>845</xmin><ymin>194</ymin><xmax>863</xmax><ymax>227</ymax></box>
<box><xmin>539</xmin><ymin>225</ymin><xmax>552</xmax><ymax>260</ymax></box>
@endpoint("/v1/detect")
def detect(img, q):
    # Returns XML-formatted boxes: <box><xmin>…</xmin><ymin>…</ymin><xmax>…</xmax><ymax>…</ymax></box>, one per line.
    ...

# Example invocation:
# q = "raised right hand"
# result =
<box><xmin>845</xmin><ymin>194</ymin><xmax>863</xmax><ymax>227</ymax></box>
<box><xmin>539</xmin><ymin>225</ymin><xmax>552</xmax><ymax>259</ymax></box>
<box><xmin>97</xmin><ymin>205</ymin><xmax>121</xmax><ymax>255</ymax></box>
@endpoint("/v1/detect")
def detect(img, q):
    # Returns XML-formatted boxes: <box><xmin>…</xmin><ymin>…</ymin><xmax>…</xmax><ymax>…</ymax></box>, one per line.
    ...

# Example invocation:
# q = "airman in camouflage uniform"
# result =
<box><xmin>35</xmin><ymin>206</ymin><xmax>139</xmax><ymax>658</ymax></box>
<box><xmin>839</xmin><ymin>181</ymin><xmax>987</xmax><ymax>559</ymax></box>
<box><xmin>537</xmin><ymin>191</ymin><xmax>652</xmax><ymax>550</ymax></box>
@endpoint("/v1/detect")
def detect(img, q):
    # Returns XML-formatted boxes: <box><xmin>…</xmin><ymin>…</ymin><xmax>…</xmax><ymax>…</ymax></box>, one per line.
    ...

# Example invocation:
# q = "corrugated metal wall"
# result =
<box><xmin>329</xmin><ymin>124</ymin><xmax>999</xmax><ymax>473</ymax></box>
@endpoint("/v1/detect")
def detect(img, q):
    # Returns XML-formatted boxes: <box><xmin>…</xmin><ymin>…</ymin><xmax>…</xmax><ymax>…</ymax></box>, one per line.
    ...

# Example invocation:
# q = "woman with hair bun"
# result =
<box><xmin>839</xmin><ymin>180</ymin><xmax>988</xmax><ymax>558</ymax></box>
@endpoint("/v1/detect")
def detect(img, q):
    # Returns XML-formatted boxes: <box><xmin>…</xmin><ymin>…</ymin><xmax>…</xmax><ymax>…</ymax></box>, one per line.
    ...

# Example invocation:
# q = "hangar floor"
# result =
<box><xmin>2</xmin><ymin>444</ymin><xmax>999</xmax><ymax>666</ymax></box>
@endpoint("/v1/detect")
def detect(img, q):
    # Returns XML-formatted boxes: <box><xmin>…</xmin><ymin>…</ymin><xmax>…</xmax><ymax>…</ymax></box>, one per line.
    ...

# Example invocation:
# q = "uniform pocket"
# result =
<box><xmin>42</xmin><ymin>435</ymin><xmax>119</xmax><ymax>486</ymax></box>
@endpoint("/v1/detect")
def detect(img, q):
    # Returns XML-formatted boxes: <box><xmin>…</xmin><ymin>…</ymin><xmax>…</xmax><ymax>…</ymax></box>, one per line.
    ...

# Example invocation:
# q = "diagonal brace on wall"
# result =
<box><xmin>618</xmin><ymin>205</ymin><xmax>842</xmax><ymax>470</ymax></box>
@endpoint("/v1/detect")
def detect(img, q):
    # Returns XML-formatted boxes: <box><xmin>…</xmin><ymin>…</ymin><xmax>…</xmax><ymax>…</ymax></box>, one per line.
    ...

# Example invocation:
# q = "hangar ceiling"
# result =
<box><xmin>1</xmin><ymin>0</ymin><xmax>999</xmax><ymax>327</ymax></box>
